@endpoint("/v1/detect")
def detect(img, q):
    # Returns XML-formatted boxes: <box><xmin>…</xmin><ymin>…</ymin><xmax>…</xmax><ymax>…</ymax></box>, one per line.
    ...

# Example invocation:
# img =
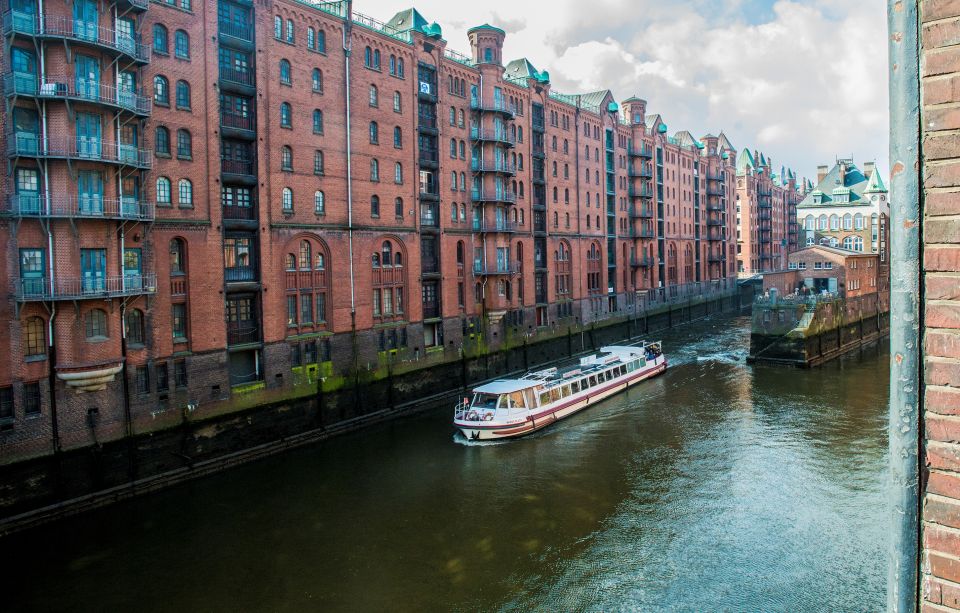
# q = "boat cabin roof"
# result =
<box><xmin>472</xmin><ymin>380</ymin><xmax>538</xmax><ymax>394</ymax></box>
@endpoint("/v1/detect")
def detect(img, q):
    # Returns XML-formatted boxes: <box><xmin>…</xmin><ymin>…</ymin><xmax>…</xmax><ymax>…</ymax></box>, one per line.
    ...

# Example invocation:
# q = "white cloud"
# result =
<box><xmin>356</xmin><ymin>0</ymin><xmax>889</xmax><ymax>177</ymax></box>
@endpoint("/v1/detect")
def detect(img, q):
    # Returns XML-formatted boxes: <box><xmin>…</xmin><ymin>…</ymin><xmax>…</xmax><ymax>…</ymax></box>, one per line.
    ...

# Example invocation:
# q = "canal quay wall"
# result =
<box><xmin>0</xmin><ymin>283</ymin><xmax>754</xmax><ymax>534</ymax></box>
<box><xmin>748</xmin><ymin>292</ymin><xmax>890</xmax><ymax>367</ymax></box>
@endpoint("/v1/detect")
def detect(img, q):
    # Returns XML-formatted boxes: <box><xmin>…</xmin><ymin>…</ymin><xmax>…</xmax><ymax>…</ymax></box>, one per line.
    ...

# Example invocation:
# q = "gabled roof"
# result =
<box><xmin>580</xmin><ymin>90</ymin><xmax>612</xmax><ymax>112</ymax></box>
<box><xmin>794</xmin><ymin>244</ymin><xmax>875</xmax><ymax>258</ymax></box>
<box><xmin>718</xmin><ymin>132</ymin><xmax>736</xmax><ymax>152</ymax></box>
<box><xmin>702</xmin><ymin>133</ymin><xmax>718</xmax><ymax>140</ymax></box>
<box><xmin>798</xmin><ymin>160</ymin><xmax>876</xmax><ymax>208</ymax></box>
<box><xmin>674</xmin><ymin>131</ymin><xmax>702</xmax><ymax>150</ymax></box>
<box><xmin>505</xmin><ymin>58</ymin><xmax>539</xmax><ymax>80</ymax></box>
<box><xmin>388</xmin><ymin>8</ymin><xmax>430</xmax><ymax>33</ymax></box>
<box><xmin>864</xmin><ymin>168</ymin><xmax>887</xmax><ymax>193</ymax></box>
<box><xmin>736</xmin><ymin>148</ymin><xmax>756</xmax><ymax>175</ymax></box>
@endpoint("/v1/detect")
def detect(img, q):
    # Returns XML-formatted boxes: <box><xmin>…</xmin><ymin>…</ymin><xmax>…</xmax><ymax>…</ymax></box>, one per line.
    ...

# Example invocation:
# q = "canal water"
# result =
<box><xmin>3</xmin><ymin>315</ymin><xmax>889</xmax><ymax>612</ymax></box>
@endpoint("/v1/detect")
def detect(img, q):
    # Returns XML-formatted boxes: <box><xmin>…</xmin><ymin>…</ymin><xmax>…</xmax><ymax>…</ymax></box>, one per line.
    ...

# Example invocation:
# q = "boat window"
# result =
<box><xmin>549</xmin><ymin>387</ymin><xmax>562</xmax><ymax>403</ymax></box>
<box><xmin>589</xmin><ymin>375</ymin><xmax>597</xmax><ymax>387</ymax></box>
<box><xmin>571</xmin><ymin>381</ymin><xmax>580</xmax><ymax>393</ymax></box>
<box><xmin>473</xmin><ymin>393</ymin><xmax>498</xmax><ymax>409</ymax></box>
<box><xmin>561</xmin><ymin>385</ymin><xmax>571</xmax><ymax>397</ymax></box>
<box><xmin>617</xmin><ymin>366</ymin><xmax>625</xmax><ymax>377</ymax></box>
<box><xmin>497</xmin><ymin>395</ymin><xmax>510</xmax><ymax>409</ymax></box>
<box><xmin>509</xmin><ymin>391</ymin><xmax>526</xmax><ymax>408</ymax></box>
<box><xmin>539</xmin><ymin>392</ymin><xmax>550</xmax><ymax>405</ymax></box>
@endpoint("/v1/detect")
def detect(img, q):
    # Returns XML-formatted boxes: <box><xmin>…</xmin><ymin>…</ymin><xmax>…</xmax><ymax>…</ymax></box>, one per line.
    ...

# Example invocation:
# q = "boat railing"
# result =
<box><xmin>454</xmin><ymin>400</ymin><xmax>497</xmax><ymax>423</ymax></box>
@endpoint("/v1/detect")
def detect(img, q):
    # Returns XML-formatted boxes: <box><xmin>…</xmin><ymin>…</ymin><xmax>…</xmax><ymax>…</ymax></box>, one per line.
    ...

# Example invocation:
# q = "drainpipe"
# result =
<box><xmin>886</xmin><ymin>0</ymin><xmax>922</xmax><ymax>611</ymax></box>
<box><xmin>343</xmin><ymin>2</ymin><xmax>355</xmax><ymax>325</ymax></box>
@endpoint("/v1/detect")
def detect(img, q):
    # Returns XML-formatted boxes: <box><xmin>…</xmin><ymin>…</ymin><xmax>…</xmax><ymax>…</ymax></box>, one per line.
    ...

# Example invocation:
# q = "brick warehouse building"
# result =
<box><xmin>0</xmin><ymin>0</ymin><xmax>804</xmax><ymax>461</ymax></box>
<box><xmin>735</xmin><ymin>147</ymin><xmax>804</xmax><ymax>275</ymax></box>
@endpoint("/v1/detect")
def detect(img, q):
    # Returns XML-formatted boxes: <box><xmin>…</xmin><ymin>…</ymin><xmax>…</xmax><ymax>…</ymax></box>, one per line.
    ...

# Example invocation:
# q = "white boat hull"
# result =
<box><xmin>455</xmin><ymin>358</ymin><xmax>667</xmax><ymax>441</ymax></box>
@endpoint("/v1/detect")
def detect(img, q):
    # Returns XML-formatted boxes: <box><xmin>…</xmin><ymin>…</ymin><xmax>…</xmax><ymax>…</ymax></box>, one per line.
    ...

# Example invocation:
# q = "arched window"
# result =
<box><xmin>843</xmin><ymin>236</ymin><xmax>855</xmax><ymax>250</ymax></box>
<box><xmin>178</xmin><ymin>179</ymin><xmax>193</xmax><ymax>207</ymax></box>
<box><xmin>553</xmin><ymin>211</ymin><xmax>559</xmax><ymax>227</ymax></box>
<box><xmin>170</xmin><ymin>238</ymin><xmax>186</xmax><ymax>274</ymax></box>
<box><xmin>395</xmin><ymin>197</ymin><xmax>403</xmax><ymax>218</ymax></box>
<box><xmin>125</xmin><ymin>309</ymin><xmax>144</xmax><ymax>346</ymax></box>
<box><xmin>393</xmin><ymin>91</ymin><xmax>402</xmax><ymax>113</ymax></box>
<box><xmin>274</xmin><ymin>16</ymin><xmax>282</xmax><ymax>39</ymax></box>
<box><xmin>281</xmin><ymin>146</ymin><xmax>293</xmax><ymax>170</ymax></box>
<box><xmin>364</xmin><ymin>46</ymin><xmax>372</xmax><ymax>67</ymax></box>
<box><xmin>175</xmin><ymin>80</ymin><xmax>191</xmax><ymax>109</ymax></box>
<box><xmin>280</xmin><ymin>102</ymin><xmax>292</xmax><ymax>127</ymax></box>
<box><xmin>818</xmin><ymin>214</ymin><xmax>828</xmax><ymax>230</ymax></box>
<box><xmin>451</xmin><ymin>202</ymin><xmax>458</xmax><ymax>221</ymax></box>
<box><xmin>307</xmin><ymin>27</ymin><xmax>315</xmax><ymax>49</ymax></box>
<box><xmin>176</xmin><ymin>129</ymin><xmax>192</xmax><ymax>158</ymax></box>
<box><xmin>805</xmin><ymin>215</ymin><xmax>815</xmax><ymax>230</ymax></box>
<box><xmin>371</xmin><ymin>195</ymin><xmax>380</xmax><ymax>217</ymax></box>
<box><xmin>394</xmin><ymin>162</ymin><xmax>403</xmax><ymax>184</ymax></box>
<box><xmin>369</xmin><ymin>121</ymin><xmax>379</xmax><ymax>144</ymax></box>
<box><xmin>85</xmin><ymin>309</ymin><xmax>108</xmax><ymax>339</ymax></box>
<box><xmin>389</xmin><ymin>54</ymin><xmax>396</xmax><ymax>75</ymax></box>
<box><xmin>314</xmin><ymin>190</ymin><xmax>325</xmax><ymax>215</ymax></box>
<box><xmin>285</xmin><ymin>19</ymin><xmax>294</xmax><ymax>43</ymax></box>
<box><xmin>393</xmin><ymin>126</ymin><xmax>402</xmax><ymax>148</ymax></box>
<box><xmin>23</xmin><ymin>316</ymin><xmax>45</xmax><ymax>357</ymax></box>
<box><xmin>285</xmin><ymin>254</ymin><xmax>296</xmax><ymax>271</ymax></box>
<box><xmin>854</xmin><ymin>213</ymin><xmax>864</xmax><ymax>230</ymax></box>
<box><xmin>829</xmin><ymin>214</ymin><xmax>839</xmax><ymax>231</ymax></box>
<box><xmin>843</xmin><ymin>213</ymin><xmax>853</xmax><ymax>230</ymax></box>
<box><xmin>553</xmin><ymin>186</ymin><xmax>558</xmax><ymax>202</ymax></box>
<box><xmin>155</xmin><ymin>126</ymin><xmax>170</xmax><ymax>155</ymax></box>
<box><xmin>519</xmin><ymin>182</ymin><xmax>525</xmax><ymax>199</ymax></box>
<box><xmin>156</xmin><ymin>177</ymin><xmax>171</xmax><ymax>205</ymax></box>
<box><xmin>314</xmin><ymin>150</ymin><xmax>324</xmax><ymax>174</ymax></box>
<box><xmin>317</xmin><ymin>29</ymin><xmax>326</xmax><ymax>53</ymax></box>
<box><xmin>313</xmin><ymin>109</ymin><xmax>324</xmax><ymax>134</ymax></box>
<box><xmin>153</xmin><ymin>24</ymin><xmax>168</xmax><ymax>54</ymax></box>
<box><xmin>370</xmin><ymin>158</ymin><xmax>379</xmax><ymax>182</ymax></box>
<box><xmin>154</xmin><ymin>75</ymin><xmax>169</xmax><ymax>105</ymax></box>
<box><xmin>854</xmin><ymin>236</ymin><xmax>864</xmax><ymax>251</ymax></box>
<box><xmin>312</xmin><ymin>68</ymin><xmax>323</xmax><ymax>92</ymax></box>
<box><xmin>279</xmin><ymin>59</ymin><xmax>291</xmax><ymax>85</ymax></box>
<box><xmin>373</xmin><ymin>49</ymin><xmax>381</xmax><ymax>69</ymax></box>
<box><xmin>460</xmin><ymin>172</ymin><xmax>466</xmax><ymax>191</ymax></box>
<box><xmin>174</xmin><ymin>30</ymin><xmax>190</xmax><ymax>59</ymax></box>
<box><xmin>299</xmin><ymin>241</ymin><xmax>312</xmax><ymax>270</ymax></box>
<box><xmin>282</xmin><ymin>187</ymin><xmax>293</xmax><ymax>212</ymax></box>
<box><xmin>369</xmin><ymin>84</ymin><xmax>378</xmax><ymax>107</ymax></box>
<box><xmin>382</xmin><ymin>241</ymin><xmax>392</xmax><ymax>266</ymax></box>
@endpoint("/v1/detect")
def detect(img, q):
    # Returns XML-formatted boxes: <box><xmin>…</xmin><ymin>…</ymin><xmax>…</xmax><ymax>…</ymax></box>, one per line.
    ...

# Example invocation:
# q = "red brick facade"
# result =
<box><xmin>0</xmin><ymin>0</ymin><xmax>784</xmax><ymax>462</ymax></box>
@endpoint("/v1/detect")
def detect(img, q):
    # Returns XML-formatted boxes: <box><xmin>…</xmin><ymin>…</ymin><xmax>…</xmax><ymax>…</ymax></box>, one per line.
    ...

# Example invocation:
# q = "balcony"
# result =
<box><xmin>15</xmin><ymin>273</ymin><xmax>157</xmax><ymax>302</ymax></box>
<box><xmin>757</xmin><ymin>198</ymin><xmax>773</xmax><ymax>209</ymax></box>
<box><xmin>470</xmin><ymin>99</ymin><xmax>515</xmax><ymax>118</ymax></box>
<box><xmin>473</xmin><ymin>261</ymin><xmax>517</xmax><ymax>276</ymax></box>
<box><xmin>4</xmin><ymin>13</ymin><xmax>150</xmax><ymax>64</ymax></box>
<box><xmin>222</xmin><ymin>204</ymin><xmax>257</xmax><ymax>222</ymax></box>
<box><xmin>708</xmin><ymin>254</ymin><xmax>725</xmax><ymax>263</ymax></box>
<box><xmin>218</xmin><ymin>66</ymin><xmax>256</xmax><ymax>92</ymax></box>
<box><xmin>470</xmin><ymin>127</ymin><xmax>515</xmax><ymax>147</ymax></box>
<box><xmin>706</xmin><ymin>201</ymin><xmax>725</xmax><ymax>212</ymax></box>
<box><xmin>628</xmin><ymin>185</ymin><xmax>654</xmax><ymax>199</ymax></box>
<box><xmin>419</xmin><ymin>190</ymin><xmax>440</xmax><ymax>202</ymax></box>
<box><xmin>220</xmin><ymin>112</ymin><xmax>256</xmax><ymax>139</ymax></box>
<box><xmin>422</xmin><ymin>300</ymin><xmax>441</xmax><ymax>319</ymax></box>
<box><xmin>227</xmin><ymin>322</ymin><xmax>260</xmax><ymax>346</ymax></box>
<box><xmin>471</xmin><ymin>189</ymin><xmax>516</xmax><ymax>204</ymax></box>
<box><xmin>707</xmin><ymin>229</ymin><xmax>725</xmax><ymax>242</ymax></box>
<box><xmin>418</xmin><ymin>149</ymin><xmax>439</xmax><ymax>169</ymax></box>
<box><xmin>630</xmin><ymin>256</ymin><xmax>654</xmax><ymax>269</ymax></box>
<box><xmin>705</xmin><ymin>172</ymin><xmax>724</xmax><ymax>182</ymax></box>
<box><xmin>417</xmin><ymin>115</ymin><xmax>438</xmax><ymax>134</ymax></box>
<box><xmin>218</xmin><ymin>20</ymin><xmax>254</xmax><ymax>46</ymax></box>
<box><xmin>7</xmin><ymin>134</ymin><xmax>152</xmax><ymax>169</ymax></box>
<box><xmin>628</xmin><ymin>144</ymin><xmax>653</xmax><ymax>158</ymax></box>
<box><xmin>628</xmin><ymin>166</ymin><xmax>654</xmax><ymax>179</ymax></box>
<box><xmin>224</xmin><ymin>266</ymin><xmax>258</xmax><ymax>284</ymax></box>
<box><xmin>532</xmin><ymin>117</ymin><xmax>545</xmax><ymax>131</ymax></box>
<box><xmin>472</xmin><ymin>219</ymin><xmax>516</xmax><ymax>233</ymax></box>
<box><xmin>758</xmin><ymin>210</ymin><xmax>773</xmax><ymax>221</ymax></box>
<box><xmin>471</xmin><ymin>159</ymin><xmax>516</xmax><ymax>175</ymax></box>
<box><xmin>706</xmin><ymin>186</ymin><xmax>725</xmax><ymax>197</ymax></box>
<box><xmin>421</xmin><ymin>258</ymin><xmax>440</xmax><ymax>275</ymax></box>
<box><xmin>117</xmin><ymin>0</ymin><xmax>150</xmax><ymax>11</ymax></box>
<box><xmin>706</xmin><ymin>218</ymin><xmax>723</xmax><ymax>227</ymax></box>
<box><xmin>3</xmin><ymin>73</ymin><xmax>151</xmax><ymax>116</ymax></box>
<box><xmin>5</xmin><ymin>194</ymin><xmax>154</xmax><ymax>221</ymax></box>
<box><xmin>632</xmin><ymin>227</ymin><xmax>655</xmax><ymax>239</ymax></box>
<box><xmin>221</xmin><ymin>158</ymin><xmax>256</xmax><ymax>183</ymax></box>
<box><xmin>629</xmin><ymin>205</ymin><xmax>654</xmax><ymax>219</ymax></box>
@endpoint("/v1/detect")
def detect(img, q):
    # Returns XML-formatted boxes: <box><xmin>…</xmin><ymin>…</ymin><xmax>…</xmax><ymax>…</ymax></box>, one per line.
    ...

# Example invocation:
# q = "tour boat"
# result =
<box><xmin>453</xmin><ymin>343</ymin><xmax>667</xmax><ymax>441</ymax></box>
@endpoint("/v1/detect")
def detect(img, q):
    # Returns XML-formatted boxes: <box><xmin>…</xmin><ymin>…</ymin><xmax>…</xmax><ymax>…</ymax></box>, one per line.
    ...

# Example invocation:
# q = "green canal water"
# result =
<box><xmin>3</xmin><ymin>315</ymin><xmax>889</xmax><ymax>612</ymax></box>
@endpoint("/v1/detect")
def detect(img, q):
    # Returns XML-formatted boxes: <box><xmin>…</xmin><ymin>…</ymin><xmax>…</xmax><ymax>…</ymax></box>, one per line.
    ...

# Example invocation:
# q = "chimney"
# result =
<box><xmin>838</xmin><ymin>160</ymin><xmax>847</xmax><ymax>185</ymax></box>
<box><xmin>817</xmin><ymin>165</ymin><xmax>828</xmax><ymax>184</ymax></box>
<box><xmin>864</xmin><ymin>161</ymin><xmax>875</xmax><ymax>178</ymax></box>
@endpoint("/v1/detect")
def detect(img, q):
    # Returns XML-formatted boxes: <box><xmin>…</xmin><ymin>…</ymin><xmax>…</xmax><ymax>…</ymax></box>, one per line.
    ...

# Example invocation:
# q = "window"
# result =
<box><xmin>307</xmin><ymin>27</ymin><xmax>315</xmax><ymax>49</ymax></box>
<box><xmin>314</xmin><ymin>190</ymin><xmax>325</xmax><ymax>214</ymax></box>
<box><xmin>155</xmin><ymin>126</ymin><xmax>170</xmax><ymax>155</ymax></box>
<box><xmin>170</xmin><ymin>238</ymin><xmax>186</xmax><ymax>274</ymax></box>
<box><xmin>178</xmin><ymin>179</ymin><xmax>193</xmax><ymax>207</ymax></box>
<box><xmin>169</xmin><ymin>303</ymin><xmax>187</xmax><ymax>341</ymax></box>
<box><xmin>281</xmin><ymin>146</ymin><xmax>293</xmax><ymax>171</ymax></box>
<box><xmin>174</xmin><ymin>30</ymin><xmax>190</xmax><ymax>59</ymax></box>
<box><xmin>153</xmin><ymin>24</ymin><xmax>168</xmax><ymax>54</ymax></box>
<box><xmin>174</xmin><ymin>359</ymin><xmax>188</xmax><ymax>388</ymax></box>
<box><xmin>369</xmin><ymin>121</ymin><xmax>379</xmax><ymax>144</ymax></box>
<box><xmin>312</xmin><ymin>68</ymin><xmax>323</xmax><ymax>92</ymax></box>
<box><xmin>395</xmin><ymin>197</ymin><xmax>403</xmax><ymax>218</ymax></box>
<box><xmin>314</xmin><ymin>150</ymin><xmax>324</xmax><ymax>175</ymax></box>
<box><xmin>393</xmin><ymin>126</ymin><xmax>403</xmax><ymax>149</ymax></box>
<box><xmin>371</xmin><ymin>159</ymin><xmax>379</xmax><ymax>182</ymax></box>
<box><xmin>125</xmin><ymin>309</ymin><xmax>145</xmax><ymax>346</ymax></box>
<box><xmin>156</xmin><ymin>177</ymin><xmax>171</xmax><ymax>206</ymax></box>
<box><xmin>374</xmin><ymin>50</ymin><xmax>381</xmax><ymax>69</ymax></box>
<box><xmin>397</xmin><ymin>58</ymin><xmax>404</xmax><ymax>77</ymax></box>
<box><xmin>393</xmin><ymin>91</ymin><xmax>401</xmax><ymax>113</ymax></box>
<box><xmin>23</xmin><ymin>383</ymin><xmax>40</xmax><ymax>416</ymax></box>
<box><xmin>282</xmin><ymin>187</ymin><xmax>293</xmax><ymax>212</ymax></box>
<box><xmin>175</xmin><ymin>80</ymin><xmax>191</xmax><ymax>109</ymax></box>
<box><xmin>364</xmin><ymin>46</ymin><xmax>372</xmax><ymax>68</ymax></box>
<box><xmin>157</xmin><ymin>363</ymin><xmax>169</xmax><ymax>392</ymax></box>
<box><xmin>316</xmin><ymin>29</ymin><xmax>326</xmax><ymax>53</ymax></box>
<box><xmin>176</xmin><ymin>129</ymin><xmax>192</xmax><ymax>159</ymax></box>
<box><xmin>280</xmin><ymin>102</ymin><xmax>292</xmax><ymax>127</ymax></box>
<box><xmin>390</xmin><ymin>55</ymin><xmax>396</xmax><ymax>75</ymax></box>
<box><xmin>23</xmin><ymin>317</ymin><xmax>45</xmax><ymax>358</ymax></box>
<box><xmin>312</xmin><ymin>109</ymin><xmax>324</xmax><ymax>134</ymax></box>
<box><xmin>369</xmin><ymin>85</ymin><xmax>378</xmax><ymax>107</ymax></box>
<box><xmin>371</xmin><ymin>195</ymin><xmax>380</xmax><ymax>217</ymax></box>
<box><xmin>279</xmin><ymin>59</ymin><xmax>291</xmax><ymax>85</ymax></box>
<box><xmin>286</xmin><ymin>19</ymin><xmax>294</xmax><ymax>44</ymax></box>
<box><xmin>395</xmin><ymin>163</ymin><xmax>403</xmax><ymax>184</ymax></box>
<box><xmin>274</xmin><ymin>16</ymin><xmax>282</xmax><ymax>39</ymax></box>
<box><xmin>154</xmin><ymin>75</ymin><xmax>169</xmax><ymax>105</ymax></box>
<box><xmin>135</xmin><ymin>366</ymin><xmax>150</xmax><ymax>395</ymax></box>
<box><xmin>85</xmin><ymin>309</ymin><xmax>108</xmax><ymax>339</ymax></box>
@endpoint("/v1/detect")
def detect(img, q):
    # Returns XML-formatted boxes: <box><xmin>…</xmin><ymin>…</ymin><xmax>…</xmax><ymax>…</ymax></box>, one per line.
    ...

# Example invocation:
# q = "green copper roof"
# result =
<box><xmin>504</xmin><ymin>58</ymin><xmax>539</xmax><ymax>81</ymax></box>
<box><xmin>607</xmin><ymin>101</ymin><xmax>619</xmax><ymax>113</ymax></box>
<box><xmin>798</xmin><ymin>160</ymin><xmax>877</xmax><ymax>208</ymax></box>
<box><xmin>736</xmin><ymin>148</ymin><xmax>756</xmax><ymax>175</ymax></box>
<box><xmin>468</xmin><ymin>23</ymin><xmax>505</xmax><ymax>35</ymax></box>
<box><xmin>388</xmin><ymin>8</ymin><xmax>430</xmax><ymax>33</ymax></box>
<box><xmin>864</xmin><ymin>167</ymin><xmax>887</xmax><ymax>193</ymax></box>
<box><xmin>657</xmin><ymin>123</ymin><xmax>668</xmax><ymax>134</ymax></box>
<box><xmin>718</xmin><ymin>132</ymin><xmax>736</xmax><ymax>153</ymax></box>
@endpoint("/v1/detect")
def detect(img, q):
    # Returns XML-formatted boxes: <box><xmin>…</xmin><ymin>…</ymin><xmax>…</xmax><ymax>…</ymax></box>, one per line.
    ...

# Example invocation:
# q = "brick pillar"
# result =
<box><xmin>921</xmin><ymin>0</ymin><xmax>960</xmax><ymax>610</ymax></box>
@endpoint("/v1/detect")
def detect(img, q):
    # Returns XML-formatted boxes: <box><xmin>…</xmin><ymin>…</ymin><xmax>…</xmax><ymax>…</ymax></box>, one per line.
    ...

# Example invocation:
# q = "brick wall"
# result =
<box><xmin>921</xmin><ymin>0</ymin><xmax>960</xmax><ymax>610</ymax></box>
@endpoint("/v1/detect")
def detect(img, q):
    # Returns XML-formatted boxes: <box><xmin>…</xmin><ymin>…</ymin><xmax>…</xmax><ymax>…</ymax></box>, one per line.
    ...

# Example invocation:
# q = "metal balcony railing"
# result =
<box><xmin>473</xmin><ymin>261</ymin><xmax>517</xmax><ymax>276</ymax></box>
<box><xmin>469</xmin><ymin>127</ymin><xmax>516</xmax><ymax>146</ymax></box>
<box><xmin>15</xmin><ymin>273</ymin><xmax>157</xmax><ymax>301</ymax></box>
<box><xmin>3</xmin><ymin>12</ymin><xmax>150</xmax><ymax>63</ymax></box>
<box><xmin>471</xmin><ymin>189</ymin><xmax>516</xmax><ymax>204</ymax></box>
<box><xmin>218</xmin><ymin>20</ymin><xmax>253</xmax><ymax>43</ymax></box>
<box><xmin>219</xmin><ymin>66</ymin><xmax>255</xmax><ymax>87</ymax></box>
<box><xmin>5</xmin><ymin>194</ymin><xmax>154</xmax><ymax>221</ymax></box>
<box><xmin>3</xmin><ymin>73</ymin><xmax>151</xmax><ymax>115</ymax></box>
<box><xmin>470</xmin><ymin>99</ymin><xmax>515</xmax><ymax>117</ymax></box>
<box><xmin>631</xmin><ymin>256</ymin><xmax>655</xmax><ymax>268</ymax></box>
<box><xmin>220</xmin><ymin>112</ymin><xmax>255</xmax><ymax>132</ymax></box>
<box><xmin>227</xmin><ymin>322</ymin><xmax>260</xmax><ymax>346</ymax></box>
<box><xmin>7</xmin><ymin>134</ymin><xmax>152</xmax><ymax>168</ymax></box>
<box><xmin>629</xmin><ymin>185</ymin><xmax>654</xmax><ymax>199</ymax></box>
<box><xmin>222</xmin><ymin>205</ymin><xmax>256</xmax><ymax>221</ymax></box>
<box><xmin>629</xmin><ymin>205</ymin><xmax>654</xmax><ymax>219</ymax></box>
<box><xmin>472</xmin><ymin>220</ymin><xmax>516</xmax><ymax>233</ymax></box>
<box><xmin>224</xmin><ymin>266</ymin><xmax>258</xmax><ymax>283</ymax></box>
<box><xmin>628</xmin><ymin>143</ymin><xmax>653</xmax><ymax>158</ymax></box>
<box><xmin>221</xmin><ymin>158</ymin><xmax>255</xmax><ymax>176</ymax></box>
<box><xmin>629</xmin><ymin>166</ymin><xmax>654</xmax><ymax>178</ymax></box>
<box><xmin>471</xmin><ymin>159</ymin><xmax>516</xmax><ymax>174</ymax></box>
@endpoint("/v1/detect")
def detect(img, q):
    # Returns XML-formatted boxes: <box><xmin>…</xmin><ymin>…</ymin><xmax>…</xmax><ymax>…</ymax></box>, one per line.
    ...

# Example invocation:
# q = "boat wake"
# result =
<box><xmin>451</xmin><ymin>432</ymin><xmax>514</xmax><ymax>447</ymax></box>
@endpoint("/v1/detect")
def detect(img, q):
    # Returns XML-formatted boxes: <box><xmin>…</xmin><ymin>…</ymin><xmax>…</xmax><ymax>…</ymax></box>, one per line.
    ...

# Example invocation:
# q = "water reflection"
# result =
<box><xmin>2</xmin><ymin>315</ymin><xmax>887</xmax><ymax>612</ymax></box>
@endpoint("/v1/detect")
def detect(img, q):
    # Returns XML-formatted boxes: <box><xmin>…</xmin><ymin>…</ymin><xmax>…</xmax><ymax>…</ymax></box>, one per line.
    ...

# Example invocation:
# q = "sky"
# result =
<box><xmin>354</xmin><ymin>0</ymin><xmax>890</xmax><ymax>182</ymax></box>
